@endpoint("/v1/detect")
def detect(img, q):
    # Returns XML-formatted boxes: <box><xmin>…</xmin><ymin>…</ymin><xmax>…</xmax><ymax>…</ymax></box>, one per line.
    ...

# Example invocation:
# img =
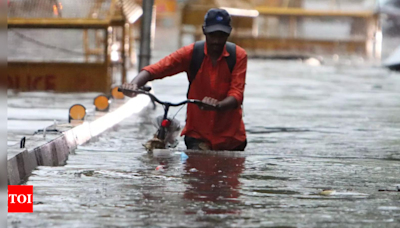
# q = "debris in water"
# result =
<box><xmin>155</xmin><ymin>165</ymin><xmax>164</xmax><ymax>172</ymax></box>
<box><xmin>189</xmin><ymin>168</ymin><xmax>198</xmax><ymax>172</ymax></box>
<box><xmin>319</xmin><ymin>189</ymin><xmax>336</xmax><ymax>196</ymax></box>
<box><xmin>378</xmin><ymin>187</ymin><xmax>400</xmax><ymax>192</ymax></box>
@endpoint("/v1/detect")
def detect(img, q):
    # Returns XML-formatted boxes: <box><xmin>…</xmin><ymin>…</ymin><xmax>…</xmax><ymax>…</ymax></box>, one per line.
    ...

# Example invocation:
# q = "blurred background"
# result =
<box><xmin>6</xmin><ymin>0</ymin><xmax>400</xmax><ymax>95</ymax></box>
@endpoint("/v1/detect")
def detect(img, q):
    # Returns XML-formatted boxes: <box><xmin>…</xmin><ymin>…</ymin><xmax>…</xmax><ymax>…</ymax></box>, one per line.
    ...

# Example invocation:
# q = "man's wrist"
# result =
<box><xmin>215</xmin><ymin>102</ymin><xmax>222</xmax><ymax>110</ymax></box>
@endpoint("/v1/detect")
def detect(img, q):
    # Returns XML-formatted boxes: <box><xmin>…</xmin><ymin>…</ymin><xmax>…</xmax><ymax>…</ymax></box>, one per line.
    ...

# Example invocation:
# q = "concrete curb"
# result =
<box><xmin>7</xmin><ymin>95</ymin><xmax>151</xmax><ymax>185</ymax></box>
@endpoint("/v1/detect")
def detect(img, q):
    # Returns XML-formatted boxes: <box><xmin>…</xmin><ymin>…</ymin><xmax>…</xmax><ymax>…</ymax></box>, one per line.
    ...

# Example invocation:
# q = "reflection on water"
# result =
<box><xmin>183</xmin><ymin>154</ymin><xmax>245</xmax><ymax>215</ymax></box>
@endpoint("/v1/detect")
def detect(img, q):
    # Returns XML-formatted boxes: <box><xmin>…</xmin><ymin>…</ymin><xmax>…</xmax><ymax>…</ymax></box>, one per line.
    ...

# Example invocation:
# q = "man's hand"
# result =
<box><xmin>198</xmin><ymin>97</ymin><xmax>220</xmax><ymax>110</ymax></box>
<box><xmin>120</xmin><ymin>82</ymin><xmax>138</xmax><ymax>98</ymax></box>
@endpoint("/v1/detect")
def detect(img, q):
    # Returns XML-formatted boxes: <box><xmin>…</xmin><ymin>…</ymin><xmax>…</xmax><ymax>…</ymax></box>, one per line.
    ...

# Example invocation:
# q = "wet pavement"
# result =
<box><xmin>7</xmin><ymin>91</ymin><xmax>101</xmax><ymax>148</ymax></box>
<box><xmin>7</xmin><ymin>59</ymin><xmax>400</xmax><ymax>227</ymax></box>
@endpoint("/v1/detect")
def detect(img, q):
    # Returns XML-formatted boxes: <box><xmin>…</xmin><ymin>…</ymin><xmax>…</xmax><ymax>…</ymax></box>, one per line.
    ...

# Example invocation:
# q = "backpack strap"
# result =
<box><xmin>189</xmin><ymin>41</ymin><xmax>205</xmax><ymax>83</ymax></box>
<box><xmin>225</xmin><ymin>42</ymin><xmax>236</xmax><ymax>73</ymax></box>
<box><xmin>187</xmin><ymin>41</ymin><xmax>205</xmax><ymax>97</ymax></box>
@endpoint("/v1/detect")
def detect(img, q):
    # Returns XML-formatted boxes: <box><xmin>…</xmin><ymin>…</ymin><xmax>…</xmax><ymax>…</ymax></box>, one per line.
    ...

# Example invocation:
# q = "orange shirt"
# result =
<box><xmin>142</xmin><ymin>43</ymin><xmax>247</xmax><ymax>150</ymax></box>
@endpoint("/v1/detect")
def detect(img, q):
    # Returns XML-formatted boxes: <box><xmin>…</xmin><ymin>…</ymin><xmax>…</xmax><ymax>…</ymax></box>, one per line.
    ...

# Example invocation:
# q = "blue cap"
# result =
<box><xmin>203</xmin><ymin>8</ymin><xmax>232</xmax><ymax>34</ymax></box>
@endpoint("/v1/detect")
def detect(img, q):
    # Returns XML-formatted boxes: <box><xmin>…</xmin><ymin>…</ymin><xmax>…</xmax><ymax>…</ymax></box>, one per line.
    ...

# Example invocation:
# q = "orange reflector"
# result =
<box><xmin>94</xmin><ymin>95</ymin><xmax>110</xmax><ymax>111</ymax></box>
<box><xmin>69</xmin><ymin>104</ymin><xmax>86</xmax><ymax>123</ymax></box>
<box><xmin>53</xmin><ymin>5</ymin><xmax>58</xmax><ymax>16</ymax></box>
<box><xmin>111</xmin><ymin>86</ymin><xmax>125</xmax><ymax>99</ymax></box>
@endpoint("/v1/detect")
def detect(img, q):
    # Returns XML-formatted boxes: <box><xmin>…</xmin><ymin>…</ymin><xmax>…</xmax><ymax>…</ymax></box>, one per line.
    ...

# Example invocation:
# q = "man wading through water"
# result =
<box><xmin>121</xmin><ymin>9</ymin><xmax>247</xmax><ymax>151</ymax></box>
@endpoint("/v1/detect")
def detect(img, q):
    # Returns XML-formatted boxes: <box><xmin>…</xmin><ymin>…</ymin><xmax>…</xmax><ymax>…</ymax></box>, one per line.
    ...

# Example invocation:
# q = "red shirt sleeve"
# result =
<box><xmin>142</xmin><ymin>44</ymin><xmax>194</xmax><ymax>80</ymax></box>
<box><xmin>227</xmin><ymin>47</ymin><xmax>247</xmax><ymax>105</ymax></box>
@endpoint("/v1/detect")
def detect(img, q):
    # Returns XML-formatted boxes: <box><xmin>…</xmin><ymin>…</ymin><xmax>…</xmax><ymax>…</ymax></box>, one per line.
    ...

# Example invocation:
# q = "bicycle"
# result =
<box><xmin>118</xmin><ymin>86</ymin><xmax>218</xmax><ymax>152</ymax></box>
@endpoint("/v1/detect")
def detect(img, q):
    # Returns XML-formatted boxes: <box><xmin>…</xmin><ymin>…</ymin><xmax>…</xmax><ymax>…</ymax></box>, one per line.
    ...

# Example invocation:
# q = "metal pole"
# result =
<box><xmin>104</xmin><ymin>28</ymin><xmax>111</xmax><ymax>93</ymax></box>
<box><xmin>139</xmin><ymin>0</ymin><xmax>155</xmax><ymax>72</ymax></box>
<box><xmin>122</xmin><ymin>25</ymin><xmax>126</xmax><ymax>84</ymax></box>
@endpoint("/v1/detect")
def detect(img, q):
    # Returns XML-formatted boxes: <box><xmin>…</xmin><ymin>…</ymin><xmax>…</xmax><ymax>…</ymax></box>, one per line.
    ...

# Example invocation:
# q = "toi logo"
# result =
<box><xmin>8</xmin><ymin>185</ymin><xmax>33</xmax><ymax>213</ymax></box>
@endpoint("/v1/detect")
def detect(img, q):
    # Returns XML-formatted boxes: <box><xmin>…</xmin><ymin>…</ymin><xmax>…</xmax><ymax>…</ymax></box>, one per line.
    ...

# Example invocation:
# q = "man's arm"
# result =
<box><xmin>120</xmin><ymin>70</ymin><xmax>152</xmax><ymax>97</ymax></box>
<box><xmin>216</xmin><ymin>51</ymin><xmax>247</xmax><ymax>111</ymax></box>
<box><xmin>201</xmin><ymin>51</ymin><xmax>247</xmax><ymax>111</ymax></box>
<box><xmin>121</xmin><ymin>44</ymin><xmax>194</xmax><ymax>97</ymax></box>
<box><xmin>131</xmin><ymin>70</ymin><xmax>152</xmax><ymax>88</ymax></box>
<box><xmin>217</xmin><ymin>96</ymin><xmax>238</xmax><ymax>110</ymax></box>
<box><xmin>200</xmin><ymin>96</ymin><xmax>238</xmax><ymax>111</ymax></box>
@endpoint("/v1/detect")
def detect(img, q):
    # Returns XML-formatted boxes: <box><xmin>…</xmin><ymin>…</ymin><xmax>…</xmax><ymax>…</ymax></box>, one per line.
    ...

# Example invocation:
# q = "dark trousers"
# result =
<box><xmin>184</xmin><ymin>136</ymin><xmax>247</xmax><ymax>151</ymax></box>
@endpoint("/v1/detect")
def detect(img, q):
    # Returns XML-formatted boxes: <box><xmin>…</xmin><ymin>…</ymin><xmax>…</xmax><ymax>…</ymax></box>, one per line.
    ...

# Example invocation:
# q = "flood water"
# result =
<box><xmin>7</xmin><ymin>59</ymin><xmax>400</xmax><ymax>227</ymax></box>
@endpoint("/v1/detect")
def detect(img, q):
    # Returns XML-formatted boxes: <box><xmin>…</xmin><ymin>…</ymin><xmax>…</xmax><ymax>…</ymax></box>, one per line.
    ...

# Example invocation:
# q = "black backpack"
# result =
<box><xmin>187</xmin><ymin>41</ymin><xmax>236</xmax><ymax>97</ymax></box>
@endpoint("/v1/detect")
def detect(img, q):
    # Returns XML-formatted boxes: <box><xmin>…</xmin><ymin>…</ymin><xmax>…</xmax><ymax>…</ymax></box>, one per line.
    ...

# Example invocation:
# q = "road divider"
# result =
<box><xmin>7</xmin><ymin>95</ymin><xmax>151</xmax><ymax>185</ymax></box>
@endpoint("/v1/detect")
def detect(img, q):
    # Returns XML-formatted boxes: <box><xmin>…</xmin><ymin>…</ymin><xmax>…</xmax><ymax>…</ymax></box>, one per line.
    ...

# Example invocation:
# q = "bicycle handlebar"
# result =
<box><xmin>118</xmin><ymin>87</ymin><xmax>219</xmax><ymax>109</ymax></box>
